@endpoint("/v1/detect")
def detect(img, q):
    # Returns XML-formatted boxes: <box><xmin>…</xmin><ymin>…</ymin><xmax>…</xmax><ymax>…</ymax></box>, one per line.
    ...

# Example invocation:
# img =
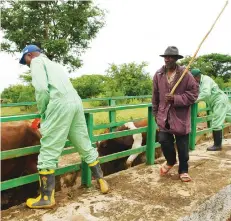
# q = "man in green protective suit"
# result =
<box><xmin>19</xmin><ymin>45</ymin><xmax>109</xmax><ymax>209</ymax></box>
<box><xmin>191</xmin><ymin>69</ymin><xmax>231</xmax><ymax>151</ymax></box>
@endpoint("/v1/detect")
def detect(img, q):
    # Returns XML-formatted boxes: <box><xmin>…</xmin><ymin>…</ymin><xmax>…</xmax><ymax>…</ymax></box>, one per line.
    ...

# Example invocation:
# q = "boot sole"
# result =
<box><xmin>26</xmin><ymin>203</ymin><xmax>56</xmax><ymax>209</ymax></box>
<box><xmin>207</xmin><ymin>148</ymin><xmax>222</xmax><ymax>151</ymax></box>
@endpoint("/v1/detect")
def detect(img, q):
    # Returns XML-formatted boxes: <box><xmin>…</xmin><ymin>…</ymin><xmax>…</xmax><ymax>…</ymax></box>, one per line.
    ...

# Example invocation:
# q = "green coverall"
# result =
<box><xmin>197</xmin><ymin>74</ymin><xmax>231</xmax><ymax>131</ymax></box>
<box><xmin>30</xmin><ymin>54</ymin><xmax>98</xmax><ymax>170</ymax></box>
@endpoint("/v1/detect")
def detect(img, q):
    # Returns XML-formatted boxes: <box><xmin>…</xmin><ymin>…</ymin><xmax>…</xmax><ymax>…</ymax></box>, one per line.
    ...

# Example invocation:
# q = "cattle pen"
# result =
<box><xmin>1</xmin><ymin>94</ymin><xmax>231</xmax><ymax>220</ymax></box>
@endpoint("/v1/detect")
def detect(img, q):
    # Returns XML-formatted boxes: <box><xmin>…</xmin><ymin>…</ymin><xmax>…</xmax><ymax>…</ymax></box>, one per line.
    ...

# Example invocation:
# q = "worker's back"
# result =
<box><xmin>31</xmin><ymin>54</ymin><xmax>78</xmax><ymax>102</ymax></box>
<box><xmin>201</xmin><ymin>75</ymin><xmax>227</xmax><ymax>106</ymax></box>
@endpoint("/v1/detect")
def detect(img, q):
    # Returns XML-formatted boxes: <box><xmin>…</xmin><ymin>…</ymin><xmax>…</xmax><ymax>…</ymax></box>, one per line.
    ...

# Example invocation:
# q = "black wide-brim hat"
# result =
<box><xmin>160</xmin><ymin>46</ymin><xmax>184</xmax><ymax>59</ymax></box>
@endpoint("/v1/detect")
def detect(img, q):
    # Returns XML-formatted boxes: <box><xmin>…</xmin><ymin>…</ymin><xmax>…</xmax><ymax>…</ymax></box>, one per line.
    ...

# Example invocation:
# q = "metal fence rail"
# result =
<box><xmin>1</xmin><ymin>95</ymin><xmax>231</xmax><ymax>192</ymax></box>
<box><xmin>1</xmin><ymin>103</ymin><xmax>157</xmax><ymax>191</ymax></box>
<box><xmin>0</xmin><ymin>95</ymin><xmax>152</xmax><ymax>108</ymax></box>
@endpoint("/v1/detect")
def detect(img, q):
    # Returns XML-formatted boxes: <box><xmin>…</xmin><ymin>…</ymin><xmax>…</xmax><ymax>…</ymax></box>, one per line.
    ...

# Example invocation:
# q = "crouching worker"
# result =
<box><xmin>191</xmin><ymin>69</ymin><xmax>231</xmax><ymax>151</ymax></box>
<box><xmin>19</xmin><ymin>45</ymin><xmax>109</xmax><ymax>209</ymax></box>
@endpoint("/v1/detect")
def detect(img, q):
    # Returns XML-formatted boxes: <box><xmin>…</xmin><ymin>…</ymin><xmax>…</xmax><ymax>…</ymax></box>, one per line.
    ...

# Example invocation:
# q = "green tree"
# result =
<box><xmin>1</xmin><ymin>0</ymin><xmax>105</xmax><ymax>70</ymax></box>
<box><xmin>106</xmin><ymin>62</ymin><xmax>152</xmax><ymax>96</ymax></box>
<box><xmin>71</xmin><ymin>74</ymin><xmax>108</xmax><ymax>98</ymax></box>
<box><xmin>179</xmin><ymin>53</ymin><xmax>231</xmax><ymax>82</ymax></box>
<box><xmin>19</xmin><ymin>71</ymin><xmax>32</xmax><ymax>84</ymax></box>
<box><xmin>17</xmin><ymin>86</ymin><xmax>35</xmax><ymax>103</ymax></box>
<box><xmin>224</xmin><ymin>79</ymin><xmax>231</xmax><ymax>88</ymax></box>
<box><xmin>1</xmin><ymin>84</ymin><xmax>35</xmax><ymax>103</ymax></box>
<box><xmin>212</xmin><ymin>77</ymin><xmax>225</xmax><ymax>89</ymax></box>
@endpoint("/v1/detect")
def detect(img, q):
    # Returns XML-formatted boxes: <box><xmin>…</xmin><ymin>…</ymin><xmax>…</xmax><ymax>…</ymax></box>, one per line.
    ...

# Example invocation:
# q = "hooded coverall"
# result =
<box><xmin>197</xmin><ymin>75</ymin><xmax>231</xmax><ymax>130</ymax></box>
<box><xmin>30</xmin><ymin>54</ymin><xmax>98</xmax><ymax>170</ymax></box>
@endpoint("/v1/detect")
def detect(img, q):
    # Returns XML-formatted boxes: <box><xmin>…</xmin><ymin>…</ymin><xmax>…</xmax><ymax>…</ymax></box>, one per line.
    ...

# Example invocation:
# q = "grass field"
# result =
<box><xmin>1</xmin><ymin>101</ymin><xmax>206</xmax><ymax>135</ymax></box>
<box><xmin>1</xmin><ymin>106</ymin><xmax>38</xmax><ymax>116</ymax></box>
<box><xmin>1</xmin><ymin>101</ymin><xmax>148</xmax><ymax>135</ymax></box>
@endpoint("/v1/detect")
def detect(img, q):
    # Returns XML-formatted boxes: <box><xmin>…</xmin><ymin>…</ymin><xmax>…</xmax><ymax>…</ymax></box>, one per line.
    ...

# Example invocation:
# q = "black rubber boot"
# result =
<box><xmin>207</xmin><ymin>130</ymin><xmax>222</xmax><ymax>151</ymax></box>
<box><xmin>26</xmin><ymin>169</ymin><xmax>55</xmax><ymax>209</ymax></box>
<box><xmin>89</xmin><ymin>161</ymin><xmax>109</xmax><ymax>194</ymax></box>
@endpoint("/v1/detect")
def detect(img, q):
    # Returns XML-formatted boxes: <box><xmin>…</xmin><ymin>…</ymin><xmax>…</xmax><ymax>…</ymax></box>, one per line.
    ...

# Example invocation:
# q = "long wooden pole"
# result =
<box><xmin>170</xmin><ymin>1</ymin><xmax>229</xmax><ymax>95</ymax></box>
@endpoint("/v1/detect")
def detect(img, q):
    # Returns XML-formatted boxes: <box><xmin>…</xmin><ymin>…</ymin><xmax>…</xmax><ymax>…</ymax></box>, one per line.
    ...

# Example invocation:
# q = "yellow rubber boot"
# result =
<box><xmin>89</xmin><ymin>161</ymin><xmax>109</xmax><ymax>194</ymax></box>
<box><xmin>26</xmin><ymin>169</ymin><xmax>56</xmax><ymax>209</ymax></box>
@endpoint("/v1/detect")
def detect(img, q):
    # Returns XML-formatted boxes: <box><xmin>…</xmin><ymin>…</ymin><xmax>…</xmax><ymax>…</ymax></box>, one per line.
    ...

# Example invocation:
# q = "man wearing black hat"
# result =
<box><xmin>152</xmin><ymin>46</ymin><xmax>199</xmax><ymax>182</ymax></box>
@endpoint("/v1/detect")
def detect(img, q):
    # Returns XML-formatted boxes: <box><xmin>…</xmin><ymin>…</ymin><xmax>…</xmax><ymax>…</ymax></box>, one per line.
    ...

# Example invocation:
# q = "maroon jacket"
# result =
<box><xmin>152</xmin><ymin>65</ymin><xmax>199</xmax><ymax>135</ymax></box>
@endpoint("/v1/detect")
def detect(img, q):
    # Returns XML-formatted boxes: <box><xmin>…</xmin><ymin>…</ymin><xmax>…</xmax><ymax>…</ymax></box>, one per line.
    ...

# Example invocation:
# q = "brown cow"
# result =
<box><xmin>1</xmin><ymin>121</ymin><xmax>41</xmax><ymax>181</ymax></box>
<box><xmin>97</xmin><ymin>119</ymin><xmax>162</xmax><ymax>176</ymax></box>
<box><xmin>1</xmin><ymin>121</ymin><xmax>41</xmax><ymax>209</ymax></box>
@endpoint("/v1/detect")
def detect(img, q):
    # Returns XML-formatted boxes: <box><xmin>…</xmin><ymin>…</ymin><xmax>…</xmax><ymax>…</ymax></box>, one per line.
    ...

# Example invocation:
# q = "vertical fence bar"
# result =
<box><xmin>109</xmin><ymin>99</ymin><xmax>116</xmax><ymax>132</ymax></box>
<box><xmin>222</xmin><ymin>124</ymin><xmax>224</xmax><ymax>146</ymax></box>
<box><xmin>206</xmin><ymin>103</ymin><xmax>211</xmax><ymax>128</ymax></box>
<box><xmin>81</xmin><ymin>113</ymin><xmax>93</xmax><ymax>187</ymax></box>
<box><xmin>146</xmin><ymin>106</ymin><xmax>156</xmax><ymax>165</ymax></box>
<box><xmin>189</xmin><ymin>103</ymin><xmax>198</xmax><ymax>150</ymax></box>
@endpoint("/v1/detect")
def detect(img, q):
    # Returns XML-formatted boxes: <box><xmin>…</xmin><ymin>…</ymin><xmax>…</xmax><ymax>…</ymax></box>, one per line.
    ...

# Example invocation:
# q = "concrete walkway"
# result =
<box><xmin>1</xmin><ymin>140</ymin><xmax>231</xmax><ymax>221</ymax></box>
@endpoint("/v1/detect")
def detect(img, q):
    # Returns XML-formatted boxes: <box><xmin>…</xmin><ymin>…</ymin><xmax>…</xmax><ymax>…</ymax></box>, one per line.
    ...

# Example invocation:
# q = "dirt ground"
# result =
<box><xmin>1</xmin><ymin>138</ymin><xmax>231</xmax><ymax>221</ymax></box>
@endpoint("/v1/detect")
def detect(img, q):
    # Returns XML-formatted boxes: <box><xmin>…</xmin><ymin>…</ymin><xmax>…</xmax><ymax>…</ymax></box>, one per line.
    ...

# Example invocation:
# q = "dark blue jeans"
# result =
<box><xmin>158</xmin><ymin>131</ymin><xmax>189</xmax><ymax>174</ymax></box>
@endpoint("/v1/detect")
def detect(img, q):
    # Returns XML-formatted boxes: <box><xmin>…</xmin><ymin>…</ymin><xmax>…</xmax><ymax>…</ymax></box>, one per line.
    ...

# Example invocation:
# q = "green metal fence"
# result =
<box><xmin>1</xmin><ymin>96</ymin><xmax>231</xmax><ymax>192</ymax></box>
<box><xmin>1</xmin><ymin>95</ymin><xmax>152</xmax><ymax>132</ymax></box>
<box><xmin>0</xmin><ymin>95</ymin><xmax>152</xmax><ymax>108</ymax></box>
<box><xmin>1</xmin><ymin>103</ymin><xmax>157</xmax><ymax>191</ymax></box>
<box><xmin>189</xmin><ymin>100</ymin><xmax>231</xmax><ymax>150</ymax></box>
<box><xmin>223</xmin><ymin>88</ymin><xmax>231</xmax><ymax>96</ymax></box>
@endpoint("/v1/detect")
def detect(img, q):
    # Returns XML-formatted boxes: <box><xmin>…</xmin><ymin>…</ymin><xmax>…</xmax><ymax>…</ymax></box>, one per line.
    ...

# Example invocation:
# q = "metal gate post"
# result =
<box><xmin>189</xmin><ymin>103</ymin><xmax>198</xmax><ymax>150</ymax></box>
<box><xmin>146</xmin><ymin>106</ymin><xmax>156</xmax><ymax>165</ymax></box>
<box><xmin>81</xmin><ymin>113</ymin><xmax>93</xmax><ymax>187</ymax></box>
<box><xmin>109</xmin><ymin>99</ymin><xmax>116</xmax><ymax>132</ymax></box>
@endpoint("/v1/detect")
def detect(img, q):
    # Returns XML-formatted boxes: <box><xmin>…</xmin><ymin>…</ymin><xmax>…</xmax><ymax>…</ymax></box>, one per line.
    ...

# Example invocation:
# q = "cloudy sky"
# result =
<box><xmin>0</xmin><ymin>0</ymin><xmax>230</xmax><ymax>92</ymax></box>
